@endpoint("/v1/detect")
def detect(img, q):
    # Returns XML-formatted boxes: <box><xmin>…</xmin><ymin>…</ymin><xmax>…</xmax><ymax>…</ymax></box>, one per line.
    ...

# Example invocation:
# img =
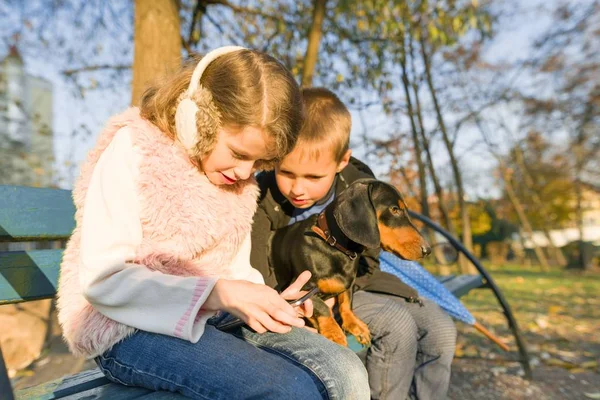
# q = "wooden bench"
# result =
<box><xmin>1</xmin><ymin>185</ymin><xmax>529</xmax><ymax>399</ymax></box>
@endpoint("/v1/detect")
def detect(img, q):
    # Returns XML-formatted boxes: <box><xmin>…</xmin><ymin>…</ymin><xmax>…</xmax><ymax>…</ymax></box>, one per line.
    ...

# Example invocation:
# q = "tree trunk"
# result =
<box><xmin>513</xmin><ymin>146</ymin><xmax>567</xmax><ymax>266</ymax></box>
<box><xmin>420</xmin><ymin>36</ymin><xmax>474</xmax><ymax>273</ymax></box>
<box><xmin>399</xmin><ymin>41</ymin><xmax>429</xmax><ymax>219</ymax></box>
<box><xmin>572</xmin><ymin>99</ymin><xmax>594</xmax><ymax>270</ymax></box>
<box><xmin>301</xmin><ymin>0</ymin><xmax>327</xmax><ymax>87</ymax></box>
<box><xmin>502</xmin><ymin>165</ymin><xmax>551</xmax><ymax>271</ymax></box>
<box><xmin>408</xmin><ymin>35</ymin><xmax>453</xmax><ymax>233</ymax></box>
<box><xmin>574</xmin><ymin>179</ymin><xmax>590</xmax><ymax>270</ymax></box>
<box><xmin>132</xmin><ymin>0</ymin><xmax>182</xmax><ymax>105</ymax></box>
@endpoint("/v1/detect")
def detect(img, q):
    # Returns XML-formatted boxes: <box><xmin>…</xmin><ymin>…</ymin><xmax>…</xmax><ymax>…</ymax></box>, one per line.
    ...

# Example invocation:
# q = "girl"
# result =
<box><xmin>57</xmin><ymin>46</ymin><xmax>369</xmax><ymax>400</ymax></box>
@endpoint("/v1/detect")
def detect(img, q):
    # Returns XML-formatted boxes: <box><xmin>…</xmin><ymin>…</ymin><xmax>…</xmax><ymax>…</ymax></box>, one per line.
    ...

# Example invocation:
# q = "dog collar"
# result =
<box><xmin>311</xmin><ymin>208</ymin><xmax>361</xmax><ymax>260</ymax></box>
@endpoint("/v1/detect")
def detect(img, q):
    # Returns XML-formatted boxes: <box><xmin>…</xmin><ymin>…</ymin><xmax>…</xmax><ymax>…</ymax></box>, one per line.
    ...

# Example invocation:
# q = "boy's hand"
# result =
<box><xmin>204</xmin><ymin>279</ymin><xmax>306</xmax><ymax>334</ymax></box>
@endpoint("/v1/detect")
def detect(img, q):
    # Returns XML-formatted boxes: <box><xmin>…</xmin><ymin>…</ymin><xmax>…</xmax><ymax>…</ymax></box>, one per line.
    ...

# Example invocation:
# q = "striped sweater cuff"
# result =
<box><xmin>173</xmin><ymin>277</ymin><xmax>217</xmax><ymax>340</ymax></box>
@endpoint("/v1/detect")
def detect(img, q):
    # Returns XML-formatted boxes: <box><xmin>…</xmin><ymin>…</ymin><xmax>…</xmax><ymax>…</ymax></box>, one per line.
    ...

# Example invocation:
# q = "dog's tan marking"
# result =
<box><xmin>377</xmin><ymin>207</ymin><xmax>429</xmax><ymax>260</ymax></box>
<box><xmin>316</xmin><ymin>315</ymin><xmax>348</xmax><ymax>346</ymax></box>
<box><xmin>380</xmin><ymin>225</ymin><xmax>426</xmax><ymax>260</ymax></box>
<box><xmin>338</xmin><ymin>290</ymin><xmax>371</xmax><ymax>345</ymax></box>
<box><xmin>306</xmin><ymin>316</ymin><xmax>318</xmax><ymax>330</ymax></box>
<box><xmin>317</xmin><ymin>278</ymin><xmax>346</xmax><ymax>295</ymax></box>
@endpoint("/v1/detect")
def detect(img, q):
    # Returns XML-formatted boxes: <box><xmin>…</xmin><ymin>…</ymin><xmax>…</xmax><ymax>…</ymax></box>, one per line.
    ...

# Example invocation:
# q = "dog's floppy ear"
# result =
<box><xmin>333</xmin><ymin>180</ymin><xmax>380</xmax><ymax>248</ymax></box>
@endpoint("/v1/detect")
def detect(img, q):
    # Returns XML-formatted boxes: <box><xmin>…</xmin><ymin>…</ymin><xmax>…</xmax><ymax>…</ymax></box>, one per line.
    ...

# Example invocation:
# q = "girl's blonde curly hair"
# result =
<box><xmin>139</xmin><ymin>50</ymin><xmax>303</xmax><ymax>169</ymax></box>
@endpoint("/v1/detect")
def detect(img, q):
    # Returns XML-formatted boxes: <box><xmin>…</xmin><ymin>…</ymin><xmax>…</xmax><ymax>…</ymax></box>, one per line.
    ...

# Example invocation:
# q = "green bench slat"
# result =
<box><xmin>60</xmin><ymin>385</ymin><xmax>187</xmax><ymax>399</ymax></box>
<box><xmin>436</xmin><ymin>274</ymin><xmax>456</xmax><ymax>284</ymax></box>
<box><xmin>0</xmin><ymin>186</ymin><xmax>75</xmax><ymax>241</ymax></box>
<box><xmin>441</xmin><ymin>275</ymin><xmax>485</xmax><ymax>298</ymax></box>
<box><xmin>15</xmin><ymin>368</ymin><xmax>186</xmax><ymax>399</ymax></box>
<box><xmin>15</xmin><ymin>368</ymin><xmax>108</xmax><ymax>399</ymax></box>
<box><xmin>0</xmin><ymin>250</ymin><xmax>62</xmax><ymax>304</ymax></box>
<box><xmin>137</xmin><ymin>392</ymin><xmax>190</xmax><ymax>399</ymax></box>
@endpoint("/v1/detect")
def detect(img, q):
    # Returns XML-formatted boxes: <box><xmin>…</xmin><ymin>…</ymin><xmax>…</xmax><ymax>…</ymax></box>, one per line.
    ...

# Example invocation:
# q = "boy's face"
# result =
<box><xmin>275</xmin><ymin>145</ymin><xmax>351</xmax><ymax>209</ymax></box>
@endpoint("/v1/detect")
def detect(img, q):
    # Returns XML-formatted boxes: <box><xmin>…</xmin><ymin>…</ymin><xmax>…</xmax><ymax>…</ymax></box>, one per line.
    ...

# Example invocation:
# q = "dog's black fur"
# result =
<box><xmin>270</xmin><ymin>179</ymin><xmax>430</xmax><ymax>346</ymax></box>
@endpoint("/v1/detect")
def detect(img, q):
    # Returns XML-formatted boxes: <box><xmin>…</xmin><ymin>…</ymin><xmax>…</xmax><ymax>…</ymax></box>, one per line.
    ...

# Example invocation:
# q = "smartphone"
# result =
<box><xmin>287</xmin><ymin>287</ymin><xmax>320</xmax><ymax>307</ymax></box>
<box><xmin>216</xmin><ymin>287</ymin><xmax>320</xmax><ymax>333</ymax></box>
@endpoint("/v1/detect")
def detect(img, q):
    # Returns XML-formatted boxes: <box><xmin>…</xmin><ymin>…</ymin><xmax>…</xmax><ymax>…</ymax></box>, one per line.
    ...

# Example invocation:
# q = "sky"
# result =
<box><xmin>0</xmin><ymin>0</ymin><xmax>566</xmax><ymax>197</ymax></box>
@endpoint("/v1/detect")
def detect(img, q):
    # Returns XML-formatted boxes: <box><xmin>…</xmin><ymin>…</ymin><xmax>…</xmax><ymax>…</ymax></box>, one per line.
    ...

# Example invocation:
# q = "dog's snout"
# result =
<box><xmin>421</xmin><ymin>245</ymin><xmax>431</xmax><ymax>257</ymax></box>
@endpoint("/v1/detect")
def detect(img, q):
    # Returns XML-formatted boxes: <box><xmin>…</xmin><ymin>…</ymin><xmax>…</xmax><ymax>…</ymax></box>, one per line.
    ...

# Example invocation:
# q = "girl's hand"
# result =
<box><xmin>281</xmin><ymin>271</ymin><xmax>337</xmax><ymax>334</ymax></box>
<box><xmin>280</xmin><ymin>270</ymin><xmax>314</xmax><ymax>319</ymax></box>
<box><xmin>204</xmin><ymin>278</ymin><xmax>306</xmax><ymax>334</ymax></box>
<box><xmin>325</xmin><ymin>297</ymin><xmax>336</xmax><ymax>309</ymax></box>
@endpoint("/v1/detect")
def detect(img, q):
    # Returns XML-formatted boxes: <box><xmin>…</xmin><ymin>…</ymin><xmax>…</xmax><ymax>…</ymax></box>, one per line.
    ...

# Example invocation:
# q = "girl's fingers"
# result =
<box><xmin>293</xmin><ymin>299</ymin><xmax>314</xmax><ymax>318</ymax></box>
<box><xmin>324</xmin><ymin>297</ymin><xmax>336</xmax><ymax>309</ymax></box>
<box><xmin>303</xmin><ymin>325</ymin><xmax>318</xmax><ymax>334</ymax></box>
<box><xmin>280</xmin><ymin>270</ymin><xmax>312</xmax><ymax>299</ymax></box>
<box><xmin>300</xmin><ymin>299</ymin><xmax>313</xmax><ymax>318</ymax></box>
<box><xmin>269</xmin><ymin>295</ymin><xmax>298</xmax><ymax>318</ymax></box>
<box><xmin>245</xmin><ymin>317</ymin><xmax>267</xmax><ymax>334</ymax></box>
<box><xmin>256</xmin><ymin>311</ymin><xmax>292</xmax><ymax>334</ymax></box>
<box><xmin>270</xmin><ymin>307</ymin><xmax>305</xmax><ymax>328</ymax></box>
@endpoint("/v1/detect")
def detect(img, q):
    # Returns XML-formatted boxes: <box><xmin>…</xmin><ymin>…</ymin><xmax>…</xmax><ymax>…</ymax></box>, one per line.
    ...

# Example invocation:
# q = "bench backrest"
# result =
<box><xmin>0</xmin><ymin>185</ymin><xmax>75</xmax><ymax>305</ymax></box>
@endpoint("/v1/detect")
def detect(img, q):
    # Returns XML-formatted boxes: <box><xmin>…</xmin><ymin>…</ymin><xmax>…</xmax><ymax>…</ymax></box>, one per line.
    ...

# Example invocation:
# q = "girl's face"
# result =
<box><xmin>200</xmin><ymin>125</ymin><xmax>275</xmax><ymax>186</ymax></box>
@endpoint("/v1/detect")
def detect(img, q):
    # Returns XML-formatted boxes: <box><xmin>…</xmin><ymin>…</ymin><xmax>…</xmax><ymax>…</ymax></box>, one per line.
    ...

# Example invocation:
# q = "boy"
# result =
<box><xmin>251</xmin><ymin>88</ymin><xmax>456</xmax><ymax>400</ymax></box>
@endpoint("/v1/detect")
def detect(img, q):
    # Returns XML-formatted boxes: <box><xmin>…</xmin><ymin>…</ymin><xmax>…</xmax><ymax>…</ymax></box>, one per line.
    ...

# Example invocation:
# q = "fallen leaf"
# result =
<box><xmin>536</xmin><ymin>317</ymin><xmax>549</xmax><ymax>329</ymax></box>
<box><xmin>584</xmin><ymin>393</ymin><xmax>600</xmax><ymax>399</ymax></box>
<box><xmin>548</xmin><ymin>305</ymin><xmax>564</xmax><ymax>314</ymax></box>
<box><xmin>581</xmin><ymin>361</ymin><xmax>598</xmax><ymax>369</ymax></box>
<box><xmin>545</xmin><ymin>358</ymin><xmax>575</xmax><ymax>369</ymax></box>
<box><xmin>16</xmin><ymin>370</ymin><xmax>35</xmax><ymax>377</ymax></box>
<box><xmin>464</xmin><ymin>346</ymin><xmax>479</xmax><ymax>357</ymax></box>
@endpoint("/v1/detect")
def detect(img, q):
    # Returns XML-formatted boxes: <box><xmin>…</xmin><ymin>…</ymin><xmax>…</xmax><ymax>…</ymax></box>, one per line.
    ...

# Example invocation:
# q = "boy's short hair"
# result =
<box><xmin>298</xmin><ymin>88</ymin><xmax>351</xmax><ymax>161</ymax></box>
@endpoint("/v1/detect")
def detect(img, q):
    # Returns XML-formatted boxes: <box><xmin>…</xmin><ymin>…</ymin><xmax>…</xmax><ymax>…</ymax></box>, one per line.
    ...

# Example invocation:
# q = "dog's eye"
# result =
<box><xmin>390</xmin><ymin>206</ymin><xmax>402</xmax><ymax>216</ymax></box>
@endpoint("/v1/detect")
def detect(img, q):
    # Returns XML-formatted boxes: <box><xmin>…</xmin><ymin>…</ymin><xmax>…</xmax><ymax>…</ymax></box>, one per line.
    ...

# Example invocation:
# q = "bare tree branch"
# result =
<box><xmin>62</xmin><ymin>64</ymin><xmax>131</xmax><ymax>76</ymax></box>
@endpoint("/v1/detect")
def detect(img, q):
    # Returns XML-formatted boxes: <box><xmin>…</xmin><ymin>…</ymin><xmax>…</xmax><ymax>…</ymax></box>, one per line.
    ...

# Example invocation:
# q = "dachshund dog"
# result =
<box><xmin>269</xmin><ymin>179</ymin><xmax>431</xmax><ymax>346</ymax></box>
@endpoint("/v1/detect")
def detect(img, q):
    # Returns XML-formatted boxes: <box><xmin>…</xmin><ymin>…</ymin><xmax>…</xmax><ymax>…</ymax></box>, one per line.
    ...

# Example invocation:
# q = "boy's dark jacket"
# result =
<box><xmin>250</xmin><ymin>157</ymin><xmax>419</xmax><ymax>301</ymax></box>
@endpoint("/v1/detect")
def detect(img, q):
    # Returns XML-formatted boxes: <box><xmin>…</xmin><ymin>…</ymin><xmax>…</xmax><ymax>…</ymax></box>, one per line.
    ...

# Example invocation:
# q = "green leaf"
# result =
<box><xmin>452</xmin><ymin>16</ymin><xmax>461</xmax><ymax>32</ymax></box>
<box><xmin>470</xmin><ymin>14</ymin><xmax>477</xmax><ymax>29</ymax></box>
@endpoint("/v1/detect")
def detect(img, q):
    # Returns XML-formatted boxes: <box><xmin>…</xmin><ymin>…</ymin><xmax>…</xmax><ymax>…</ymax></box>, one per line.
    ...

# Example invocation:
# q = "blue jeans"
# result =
<box><xmin>95</xmin><ymin>313</ymin><xmax>369</xmax><ymax>399</ymax></box>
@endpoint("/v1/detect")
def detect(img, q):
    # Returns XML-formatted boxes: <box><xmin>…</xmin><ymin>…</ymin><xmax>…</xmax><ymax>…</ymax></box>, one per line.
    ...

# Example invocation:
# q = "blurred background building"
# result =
<box><xmin>0</xmin><ymin>45</ymin><xmax>54</xmax><ymax>187</ymax></box>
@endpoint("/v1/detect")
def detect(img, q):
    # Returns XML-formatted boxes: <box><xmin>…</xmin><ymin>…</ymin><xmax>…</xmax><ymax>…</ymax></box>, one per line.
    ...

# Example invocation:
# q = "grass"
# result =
<box><xmin>449</xmin><ymin>263</ymin><xmax>600</xmax><ymax>373</ymax></box>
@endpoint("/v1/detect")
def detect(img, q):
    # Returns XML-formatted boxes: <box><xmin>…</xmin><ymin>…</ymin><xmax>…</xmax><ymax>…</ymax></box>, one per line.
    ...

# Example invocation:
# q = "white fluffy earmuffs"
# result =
<box><xmin>175</xmin><ymin>46</ymin><xmax>246</xmax><ymax>155</ymax></box>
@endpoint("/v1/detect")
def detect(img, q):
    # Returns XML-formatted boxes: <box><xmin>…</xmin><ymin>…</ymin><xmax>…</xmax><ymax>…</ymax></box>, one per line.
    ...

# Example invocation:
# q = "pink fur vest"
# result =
<box><xmin>57</xmin><ymin>108</ymin><xmax>259</xmax><ymax>357</ymax></box>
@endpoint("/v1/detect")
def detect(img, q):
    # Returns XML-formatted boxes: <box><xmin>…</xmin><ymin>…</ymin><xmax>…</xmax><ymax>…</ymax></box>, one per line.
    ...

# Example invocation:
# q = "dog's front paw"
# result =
<box><xmin>343</xmin><ymin>319</ymin><xmax>371</xmax><ymax>346</ymax></box>
<box><xmin>321</xmin><ymin>325</ymin><xmax>348</xmax><ymax>346</ymax></box>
